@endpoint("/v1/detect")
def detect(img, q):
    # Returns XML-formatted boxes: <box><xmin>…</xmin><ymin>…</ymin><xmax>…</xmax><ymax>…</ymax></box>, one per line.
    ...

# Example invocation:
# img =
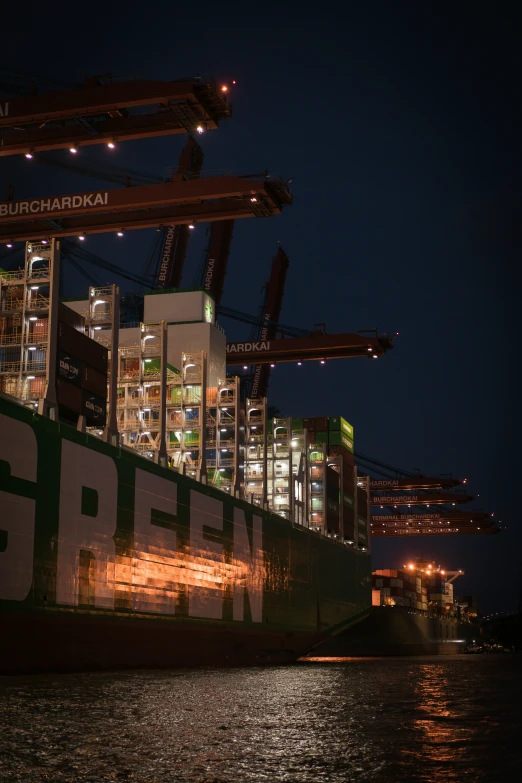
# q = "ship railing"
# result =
<box><xmin>26</xmin><ymin>294</ymin><xmax>50</xmax><ymax>309</ymax></box>
<box><xmin>28</xmin><ymin>268</ymin><xmax>51</xmax><ymax>282</ymax></box>
<box><xmin>0</xmin><ymin>269</ymin><xmax>25</xmax><ymax>282</ymax></box>
<box><xmin>1</xmin><ymin>298</ymin><xmax>24</xmax><ymax>312</ymax></box>
<box><xmin>0</xmin><ymin>332</ymin><xmax>23</xmax><ymax>345</ymax></box>
<box><xmin>26</xmin><ymin>360</ymin><xmax>46</xmax><ymax>372</ymax></box>
<box><xmin>218</xmin><ymin>458</ymin><xmax>235</xmax><ymax>468</ymax></box>
<box><xmin>0</xmin><ymin>361</ymin><xmax>22</xmax><ymax>373</ymax></box>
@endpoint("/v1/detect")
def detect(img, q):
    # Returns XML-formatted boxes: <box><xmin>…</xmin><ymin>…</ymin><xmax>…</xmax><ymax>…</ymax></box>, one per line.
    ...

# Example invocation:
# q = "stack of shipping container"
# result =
<box><xmin>372</xmin><ymin>566</ymin><xmax>461</xmax><ymax>612</ymax></box>
<box><xmin>299</xmin><ymin>415</ymin><xmax>363</xmax><ymax>541</ymax></box>
<box><xmin>57</xmin><ymin>304</ymin><xmax>108</xmax><ymax>428</ymax></box>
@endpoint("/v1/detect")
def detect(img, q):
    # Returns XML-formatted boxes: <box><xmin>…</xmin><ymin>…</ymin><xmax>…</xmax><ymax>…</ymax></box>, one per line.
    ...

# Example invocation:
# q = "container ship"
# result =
<box><xmin>309</xmin><ymin>560</ymin><xmax>480</xmax><ymax>656</ymax></box>
<box><xmin>0</xmin><ymin>240</ymin><xmax>377</xmax><ymax>674</ymax></box>
<box><xmin>0</xmin><ymin>75</ymin><xmax>497</xmax><ymax>672</ymax></box>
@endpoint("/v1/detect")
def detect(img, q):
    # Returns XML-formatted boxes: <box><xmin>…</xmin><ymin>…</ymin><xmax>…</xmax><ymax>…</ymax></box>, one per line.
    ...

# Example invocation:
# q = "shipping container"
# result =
<box><xmin>57</xmin><ymin>350</ymin><xmax>83</xmax><ymax>387</ymax></box>
<box><xmin>58</xmin><ymin>302</ymin><xmax>85</xmax><ymax>332</ymax></box>
<box><xmin>372</xmin><ymin>590</ymin><xmax>381</xmax><ymax>607</ymax></box>
<box><xmin>328</xmin><ymin>430</ymin><xmax>354</xmax><ymax>453</ymax></box>
<box><xmin>58</xmin><ymin>321</ymin><xmax>108</xmax><ymax>372</ymax></box>
<box><xmin>315</xmin><ymin>431</ymin><xmax>328</xmax><ymax>445</ymax></box>
<box><xmin>56</xmin><ymin>377</ymin><xmax>83</xmax><ymax>415</ymax></box>
<box><xmin>292</xmin><ymin>417</ymin><xmax>303</xmax><ymax>430</ymax></box>
<box><xmin>82</xmin><ymin>390</ymin><xmax>107</xmax><ymax>426</ymax></box>
<box><xmin>390</xmin><ymin>578</ymin><xmax>403</xmax><ymax>587</ymax></box>
<box><xmin>357</xmin><ymin>487</ymin><xmax>368</xmax><ymax>515</ymax></box>
<box><xmin>328</xmin><ymin>416</ymin><xmax>341</xmax><ymax>431</ymax></box>
<box><xmin>315</xmin><ymin>417</ymin><xmax>327</xmax><ymax>431</ymax></box>
<box><xmin>82</xmin><ymin>365</ymin><xmax>108</xmax><ymax>397</ymax></box>
<box><xmin>303</xmin><ymin>418</ymin><xmax>315</xmax><ymax>431</ymax></box>
<box><xmin>340</xmin><ymin>417</ymin><xmax>354</xmax><ymax>440</ymax></box>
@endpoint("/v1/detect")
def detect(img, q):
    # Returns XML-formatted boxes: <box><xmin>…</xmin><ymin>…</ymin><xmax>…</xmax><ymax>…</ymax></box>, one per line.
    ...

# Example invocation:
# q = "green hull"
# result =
<box><xmin>0</xmin><ymin>393</ymin><xmax>371</xmax><ymax>672</ymax></box>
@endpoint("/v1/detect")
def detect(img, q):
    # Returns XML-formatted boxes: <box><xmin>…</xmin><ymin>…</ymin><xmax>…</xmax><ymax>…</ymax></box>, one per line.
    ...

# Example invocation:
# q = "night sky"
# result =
<box><xmin>2</xmin><ymin>2</ymin><xmax>520</xmax><ymax>612</ymax></box>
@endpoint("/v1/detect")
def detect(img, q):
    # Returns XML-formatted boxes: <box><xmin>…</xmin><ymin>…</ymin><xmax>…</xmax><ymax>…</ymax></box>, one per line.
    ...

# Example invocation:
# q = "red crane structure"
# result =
<box><xmin>201</xmin><ymin>220</ymin><xmax>235</xmax><ymax>305</ymax></box>
<box><xmin>368</xmin><ymin>476</ymin><xmax>462</xmax><ymax>491</ymax></box>
<box><xmin>156</xmin><ymin>136</ymin><xmax>204</xmax><ymax>288</ymax></box>
<box><xmin>0</xmin><ymin>174</ymin><xmax>292</xmax><ymax>243</ymax></box>
<box><xmin>369</xmin><ymin>492</ymin><xmax>474</xmax><ymax>506</ymax></box>
<box><xmin>226</xmin><ymin>330</ymin><xmax>393</xmax><ymax>365</ymax></box>
<box><xmin>250</xmin><ymin>246</ymin><xmax>289</xmax><ymax>397</ymax></box>
<box><xmin>0</xmin><ymin>76</ymin><xmax>231</xmax><ymax>155</ymax></box>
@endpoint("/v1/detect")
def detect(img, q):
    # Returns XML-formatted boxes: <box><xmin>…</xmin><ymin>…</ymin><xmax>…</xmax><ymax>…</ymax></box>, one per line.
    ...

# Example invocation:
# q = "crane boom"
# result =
<box><xmin>251</xmin><ymin>247</ymin><xmax>289</xmax><ymax>398</ymax></box>
<box><xmin>0</xmin><ymin>174</ymin><xmax>292</xmax><ymax>242</ymax></box>
<box><xmin>0</xmin><ymin>77</ymin><xmax>231</xmax><ymax>155</ymax></box>
<box><xmin>201</xmin><ymin>220</ymin><xmax>235</xmax><ymax>305</ymax></box>
<box><xmin>226</xmin><ymin>331</ymin><xmax>392</xmax><ymax>364</ymax></box>
<box><xmin>157</xmin><ymin>136</ymin><xmax>204</xmax><ymax>288</ymax></box>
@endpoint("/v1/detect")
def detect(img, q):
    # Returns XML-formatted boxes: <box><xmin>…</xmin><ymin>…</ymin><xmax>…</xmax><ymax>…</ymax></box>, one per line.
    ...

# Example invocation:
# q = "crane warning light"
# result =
<box><xmin>221</xmin><ymin>85</ymin><xmax>228</xmax><ymax>92</ymax></box>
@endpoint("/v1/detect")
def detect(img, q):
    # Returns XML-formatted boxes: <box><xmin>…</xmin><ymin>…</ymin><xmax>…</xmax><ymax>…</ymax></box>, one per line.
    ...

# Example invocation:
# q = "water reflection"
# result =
<box><xmin>0</xmin><ymin>657</ymin><xmax>519</xmax><ymax>783</ymax></box>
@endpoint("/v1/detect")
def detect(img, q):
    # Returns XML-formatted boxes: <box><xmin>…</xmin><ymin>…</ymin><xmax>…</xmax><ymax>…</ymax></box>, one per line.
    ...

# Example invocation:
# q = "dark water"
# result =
<box><xmin>1</xmin><ymin>656</ymin><xmax>520</xmax><ymax>783</ymax></box>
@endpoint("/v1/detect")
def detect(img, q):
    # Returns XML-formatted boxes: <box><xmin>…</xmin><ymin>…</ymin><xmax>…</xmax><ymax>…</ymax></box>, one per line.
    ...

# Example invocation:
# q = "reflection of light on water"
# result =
<box><xmin>300</xmin><ymin>657</ymin><xmax>367</xmax><ymax>663</ymax></box>
<box><xmin>409</xmin><ymin>664</ymin><xmax>476</xmax><ymax>781</ymax></box>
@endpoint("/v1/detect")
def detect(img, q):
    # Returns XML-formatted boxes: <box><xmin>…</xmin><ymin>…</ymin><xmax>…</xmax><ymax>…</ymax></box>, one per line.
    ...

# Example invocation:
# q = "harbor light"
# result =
<box><xmin>188</xmin><ymin>222</ymin><xmax>195</xmax><ymax>229</ymax></box>
<box><xmin>6</xmin><ymin>243</ymin><xmax>12</xmax><ymax>248</ymax></box>
<box><xmin>25</xmin><ymin>151</ymin><xmax>33</xmax><ymax>159</ymax></box>
<box><xmin>78</xmin><ymin>235</ymin><xmax>85</xmax><ymax>241</ymax></box>
<box><xmin>117</xmin><ymin>230</ymin><xmax>124</xmax><ymax>237</ymax></box>
<box><xmin>107</xmin><ymin>141</ymin><xmax>116</xmax><ymax>149</ymax></box>
<box><xmin>196</xmin><ymin>125</ymin><xmax>204</xmax><ymax>134</ymax></box>
<box><xmin>70</xmin><ymin>145</ymin><xmax>78</xmax><ymax>154</ymax></box>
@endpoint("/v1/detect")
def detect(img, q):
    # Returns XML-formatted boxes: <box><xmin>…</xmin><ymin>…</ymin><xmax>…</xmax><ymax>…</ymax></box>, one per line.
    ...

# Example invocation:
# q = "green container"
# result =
<box><xmin>315</xmin><ymin>431</ymin><xmax>328</xmax><ymax>445</ymax></box>
<box><xmin>292</xmin><ymin>417</ymin><xmax>303</xmax><ymax>431</ymax></box>
<box><xmin>328</xmin><ymin>416</ymin><xmax>341</xmax><ymax>431</ymax></box>
<box><xmin>328</xmin><ymin>431</ymin><xmax>354</xmax><ymax>453</ymax></box>
<box><xmin>340</xmin><ymin>417</ymin><xmax>354</xmax><ymax>440</ymax></box>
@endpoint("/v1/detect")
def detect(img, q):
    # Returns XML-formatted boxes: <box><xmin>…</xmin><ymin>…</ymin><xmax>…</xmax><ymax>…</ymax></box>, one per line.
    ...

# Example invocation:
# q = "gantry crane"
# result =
<box><xmin>226</xmin><ymin>329</ymin><xmax>393</xmax><ymax>365</ymax></box>
<box><xmin>156</xmin><ymin>136</ymin><xmax>204</xmax><ymax>288</ymax></box>
<box><xmin>0</xmin><ymin>173</ymin><xmax>292</xmax><ymax>242</ymax></box>
<box><xmin>249</xmin><ymin>246</ymin><xmax>289</xmax><ymax>397</ymax></box>
<box><xmin>0</xmin><ymin>75</ymin><xmax>231</xmax><ymax>155</ymax></box>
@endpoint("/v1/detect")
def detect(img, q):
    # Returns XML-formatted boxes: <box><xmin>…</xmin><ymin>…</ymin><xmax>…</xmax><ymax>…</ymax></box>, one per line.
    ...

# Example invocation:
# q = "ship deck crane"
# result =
<box><xmin>0</xmin><ymin>173</ymin><xmax>292</xmax><ymax>242</ymax></box>
<box><xmin>0</xmin><ymin>75</ymin><xmax>231</xmax><ymax>155</ymax></box>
